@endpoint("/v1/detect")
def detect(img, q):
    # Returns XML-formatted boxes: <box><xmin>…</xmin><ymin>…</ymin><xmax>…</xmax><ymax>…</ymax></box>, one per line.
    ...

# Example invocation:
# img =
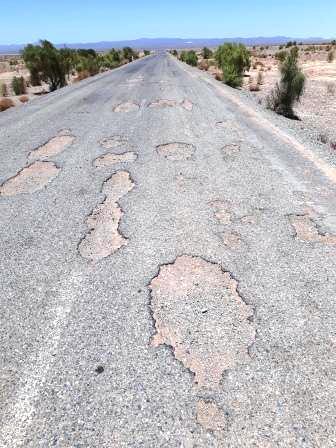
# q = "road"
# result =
<box><xmin>0</xmin><ymin>53</ymin><xmax>335</xmax><ymax>447</ymax></box>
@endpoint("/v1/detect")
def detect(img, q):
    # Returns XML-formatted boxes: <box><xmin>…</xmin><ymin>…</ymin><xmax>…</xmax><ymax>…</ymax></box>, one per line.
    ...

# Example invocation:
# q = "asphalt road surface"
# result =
<box><xmin>0</xmin><ymin>53</ymin><xmax>335</xmax><ymax>447</ymax></box>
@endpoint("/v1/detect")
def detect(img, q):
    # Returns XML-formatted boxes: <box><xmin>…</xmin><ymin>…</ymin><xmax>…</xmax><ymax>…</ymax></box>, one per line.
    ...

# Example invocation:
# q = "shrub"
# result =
<box><xmin>248</xmin><ymin>76</ymin><xmax>260</xmax><ymax>91</ymax></box>
<box><xmin>326</xmin><ymin>82</ymin><xmax>335</xmax><ymax>95</ymax></box>
<box><xmin>19</xmin><ymin>95</ymin><xmax>29</xmax><ymax>103</ymax></box>
<box><xmin>215</xmin><ymin>43</ymin><xmax>250</xmax><ymax>88</ymax></box>
<box><xmin>0</xmin><ymin>82</ymin><xmax>8</xmax><ymax>97</ymax></box>
<box><xmin>11</xmin><ymin>76</ymin><xmax>26</xmax><ymax>95</ymax></box>
<box><xmin>328</xmin><ymin>50</ymin><xmax>334</xmax><ymax>63</ymax></box>
<box><xmin>266</xmin><ymin>49</ymin><xmax>305</xmax><ymax>118</ymax></box>
<box><xmin>171</xmin><ymin>49</ymin><xmax>178</xmax><ymax>57</ymax></box>
<box><xmin>180</xmin><ymin>50</ymin><xmax>198</xmax><ymax>66</ymax></box>
<box><xmin>275</xmin><ymin>50</ymin><xmax>288</xmax><ymax>62</ymax></box>
<box><xmin>257</xmin><ymin>71</ymin><xmax>263</xmax><ymax>85</ymax></box>
<box><xmin>144</xmin><ymin>50</ymin><xmax>150</xmax><ymax>56</ymax></box>
<box><xmin>198</xmin><ymin>59</ymin><xmax>209</xmax><ymax>71</ymax></box>
<box><xmin>122</xmin><ymin>47</ymin><xmax>135</xmax><ymax>62</ymax></box>
<box><xmin>0</xmin><ymin>98</ymin><xmax>15</xmax><ymax>112</ymax></box>
<box><xmin>22</xmin><ymin>40</ymin><xmax>71</xmax><ymax>91</ymax></box>
<box><xmin>202</xmin><ymin>47</ymin><xmax>213</xmax><ymax>59</ymax></box>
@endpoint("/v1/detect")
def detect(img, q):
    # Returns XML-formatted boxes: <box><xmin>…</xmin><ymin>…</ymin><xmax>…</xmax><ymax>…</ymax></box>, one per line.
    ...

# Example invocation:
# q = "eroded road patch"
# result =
<box><xmin>0</xmin><ymin>161</ymin><xmax>60</xmax><ymax>196</ymax></box>
<box><xmin>28</xmin><ymin>135</ymin><xmax>75</xmax><ymax>161</ymax></box>
<box><xmin>113</xmin><ymin>101</ymin><xmax>140</xmax><ymax>113</ymax></box>
<box><xmin>221</xmin><ymin>142</ymin><xmax>241</xmax><ymax>159</ymax></box>
<box><xmin>79</xmin><ymin>171</ymin><xmax>134</xmax><ymax>261</ymax></box>
<box><xmin>156</xmin><ymin>142</ymin><xmax>195</xmax><ymax>161</ymax></box>
<box><xmin>150</xmin><ymin>256</ymin><xmax>255</xmax><ymax>388</ymax></box>
<box><xmin>99</xmin><ymin>136</ymin><xmax>129</xmax><ymax>149</ymax></box>
<box><xmin>94</xmin><ymin>152</ymin><xmax>137</xmax><ymax>168</ymax></box>
<box><xmin>148</xmin><ymin>99</ymin><xmax>177</xmax><ymax>108</ymax></box>
<box><xmin>289</xmin><ymin>214</ymin><xmax>336</xmax><ymax>244</ymax></box>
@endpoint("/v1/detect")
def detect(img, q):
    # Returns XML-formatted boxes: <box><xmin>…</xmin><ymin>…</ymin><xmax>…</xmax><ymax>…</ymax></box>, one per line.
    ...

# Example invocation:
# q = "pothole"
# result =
<box><xmin>79</xmin><ymin>171</ymin><xmax>134</xmax><ymax>261</ymax></box>
<box><xmin>99</xmin><ymin>136</ymin><xmax>129</xmax><ymax>149</ymax></box>
<box><xmin>148</xmin><ymin>99</ymin><xmax>177</xmax><ymax>108</ymax></box>
<box><xmin>219</xmin><ymin>231</ymin><xmax>242</xmax><ymax>249</ymax></box>
<box><xmin>28</xmin><ymin>135</ymin><xmax>75</xmax><ymax>161</ymax></box>
<box><xmin>94</xmin><ymin>152</ymin><xmax>137</xmax><ymax>167</ymax></box>
<box><xmin>221</xmin><ymin>142</ymin><xmax>241</xmax><ymax>158</ymax></box>
<box><xmin>209</xmin><ymin>200</ymin><xmax>232</xmax><ymax>225</ymax></box>
<box><xmin>150</xmin><ymin>256</ymin><xmax>255</xmax><ymax>389</ymax></box>
<box><xmin>289</xmin><ymin>214</ymin><xmax>336</xmax><ymax>244</ymax></box>
<box><xmin>0</xmin><ymin>161</ymin><xmax>60</xmax><ymax>196</ymax></box>
<box><xmin>113</xmin><ymin>101</ymin><xmax>140</xmax><ymax>113</ymax></box>
<box><xmin>156</xmin><ymin>142</ymin><xmax>195</xmax><ymax>161</ymax></box>
<box><xmin>181</xmin><ymin>99</ymin><xmax>193</xmax><ymax>111</ymax></box>
<box><xmin>197</xmin><ymin>400</ymin><xmax>229</xmax><ymax>432</ymax></box>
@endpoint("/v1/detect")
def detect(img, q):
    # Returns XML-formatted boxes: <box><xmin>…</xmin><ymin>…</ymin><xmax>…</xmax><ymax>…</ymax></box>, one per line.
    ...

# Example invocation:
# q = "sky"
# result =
<box><xmin>1</xmin><ymin>0</ymin><xmax>335</xmax><ymax>44</ymax></box>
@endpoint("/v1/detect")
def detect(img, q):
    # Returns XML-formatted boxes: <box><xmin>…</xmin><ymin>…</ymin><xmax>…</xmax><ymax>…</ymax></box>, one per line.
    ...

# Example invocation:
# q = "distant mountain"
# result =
<box><xmin>0</xmin><ymin>36</ymin><xmax>330</xmax><ymax>54</ymax></box>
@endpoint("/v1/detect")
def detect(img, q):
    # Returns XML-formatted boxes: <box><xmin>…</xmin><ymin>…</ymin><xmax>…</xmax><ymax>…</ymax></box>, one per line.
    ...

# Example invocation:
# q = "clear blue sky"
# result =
<box><xmin>1</xmin><ymin>0</ymin><xmax>335</xmax><ymax>44</ymax></box>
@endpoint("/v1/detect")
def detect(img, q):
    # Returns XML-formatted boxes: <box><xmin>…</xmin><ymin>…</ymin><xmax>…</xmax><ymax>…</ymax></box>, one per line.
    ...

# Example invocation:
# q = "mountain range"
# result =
<box><xmin>0</xmin><ymin>36</ymin><xmax>330</xmax><ymax>54</ymax></box>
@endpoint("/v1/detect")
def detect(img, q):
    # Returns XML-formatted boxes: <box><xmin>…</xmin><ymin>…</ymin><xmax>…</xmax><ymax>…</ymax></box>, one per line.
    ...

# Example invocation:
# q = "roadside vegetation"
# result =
<box><xmin>266</xmin><ymin>47</ymin><xmax>305</xmax><ymax>118</ymax></box>
<box><xmin>22</xmin><ymin>40</ymin><xmax>140</xmax><ymax>92</ymax></box>
<box><xmin>215</xmin><ymin>43</ymin><xmax>250</xmax><ymax>87</ymax></box>
<box><xmin>179</xmin><ymin>50</ymin><xmax>198</xmax><ymax>66</ymax></box>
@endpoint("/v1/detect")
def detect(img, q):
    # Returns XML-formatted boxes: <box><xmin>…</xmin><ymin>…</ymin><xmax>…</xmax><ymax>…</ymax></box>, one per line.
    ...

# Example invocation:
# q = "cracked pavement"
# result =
<box><xmin>0</xmin><ymin>53</ymin><xmax>336</xmax><ymax>447</ymax></box>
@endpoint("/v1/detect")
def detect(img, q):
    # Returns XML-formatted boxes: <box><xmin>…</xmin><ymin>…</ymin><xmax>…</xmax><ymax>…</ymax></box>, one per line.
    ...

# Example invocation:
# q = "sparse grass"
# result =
<box><xmin>0</xmin><ymin>98</ymin><xmax>15</xmax><ymax>112</ymax></box>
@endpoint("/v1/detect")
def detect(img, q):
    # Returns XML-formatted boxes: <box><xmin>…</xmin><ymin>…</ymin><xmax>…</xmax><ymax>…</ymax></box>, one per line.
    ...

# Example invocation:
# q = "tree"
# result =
<box><xmin>215</xmin><ymin>43</ymin><xmax>250</xmax><ymax>88</ymax></box>
<box><xmin>22</xmin><ymin>40</ymin><xmax>72</xmax><ymax>91</ymax></box>
<box><xmin>122</xmin><ymin>47</ymin><xmax>135</xmax><ymax>62</ymax></box>
<box><xmin>202</xmin><ymin>47</ymin><xmax>213</xmax><ymax>59</ymax></box>
<box><xmin>266</xmin><ymin>47</ymin><xmax>305</xmax><ymax>118</ymax></box>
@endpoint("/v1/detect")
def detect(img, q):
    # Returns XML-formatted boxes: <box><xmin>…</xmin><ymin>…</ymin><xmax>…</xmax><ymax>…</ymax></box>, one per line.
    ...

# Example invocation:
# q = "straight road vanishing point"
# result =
<box><xmin>1</xmin><ymin>53</ymin><xmax>335</xmax><ymax>447</ymax></box>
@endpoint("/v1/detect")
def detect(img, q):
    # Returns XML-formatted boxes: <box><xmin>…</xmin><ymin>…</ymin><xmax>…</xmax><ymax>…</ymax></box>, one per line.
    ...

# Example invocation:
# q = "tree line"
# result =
<box><xmin>22</xmin><ymin>40</ymin><xmax>141</xmax><ymax>91</ymax></box>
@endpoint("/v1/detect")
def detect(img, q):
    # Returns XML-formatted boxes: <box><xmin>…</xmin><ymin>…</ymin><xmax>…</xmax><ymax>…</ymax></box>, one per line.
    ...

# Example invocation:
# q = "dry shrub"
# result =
<box><xmin>248</xmin><ymin>76</ymin><xmax>260</xmax><ymax>91</ymax></box>
<box><xmin>215</xmin><ymin>72</ymin><xmax>223</xmax><ymax>81</ymax></box>
<box><xmin>198</xmin><ymin>59</ymin><xmax>209</xmax><ymax>71</ymax></box>
<box><xmin>0</xmin><ymin>98</ymin><xmax>15</xmax><ymax>112</ymax></box>
<box><xmin>19</xmin><ymin>95</ymin><xmax>29</xmax><ymax>103</ymax></box>
<box><xmin>326</xmin><ymin>82</ymin><xmax>335</xmax><ymax>95</ymax></box>
<box><xmin>330</xmin><ymin>141</ymin><xmax>336</xmax><ymax>150</ymax></box>
<box><xmin>73</xmin><ymin>70</ymin><xmax>90</xmax><ymax>82</ymax></box>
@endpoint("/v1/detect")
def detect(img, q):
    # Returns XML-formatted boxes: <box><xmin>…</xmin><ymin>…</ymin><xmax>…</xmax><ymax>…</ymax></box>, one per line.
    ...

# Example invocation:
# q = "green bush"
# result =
<box><xmin>266</xmin><ymin>49</ymin><xmax>305</xmax><ymax>118</ymax></box>
<box><xmin>202</xmin><ymin>47</ymin><xmax>213</xmax><ymax>59</ymax></box>
<box><xmin>275</xmin><ymin>50</ymin><xmax>288</xmax><ymax>62</ymax></box>
<box><xmin>11</xmin><ymin>76</ymin><xmax>26</xmax><ymax>95</ymax></box>
<box><xmin>171</xmin><ymin>49</ymin><xmax>178</xmax><ymax>57</ymax></box>
<box><xmin>22</xmin><ymin>40</ymin><xmax>71</xmax><ymax>91</ymax></box>
<box><xmin>122</xmin><ymin>47</ymin><xmax>135</xmax><ymax>62</ymax></box>
<box><xmin>0</xmin><ymin>82</ymin><xmax>8</xmax><ymax>97</ymax></box>
<box><xmin>144</xmin><ymin>50</ymin><xmax>150</xmax><ymax>56</ymax></box>
<box><xmin>215</xmin><ymin>43</ymin><xmax>250</xmax><ymax>88</ymax></box>
<box><xmin>180</xmin><ymin>50</ymin><xmax>198</xmax><ymax>66</ymax></box>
